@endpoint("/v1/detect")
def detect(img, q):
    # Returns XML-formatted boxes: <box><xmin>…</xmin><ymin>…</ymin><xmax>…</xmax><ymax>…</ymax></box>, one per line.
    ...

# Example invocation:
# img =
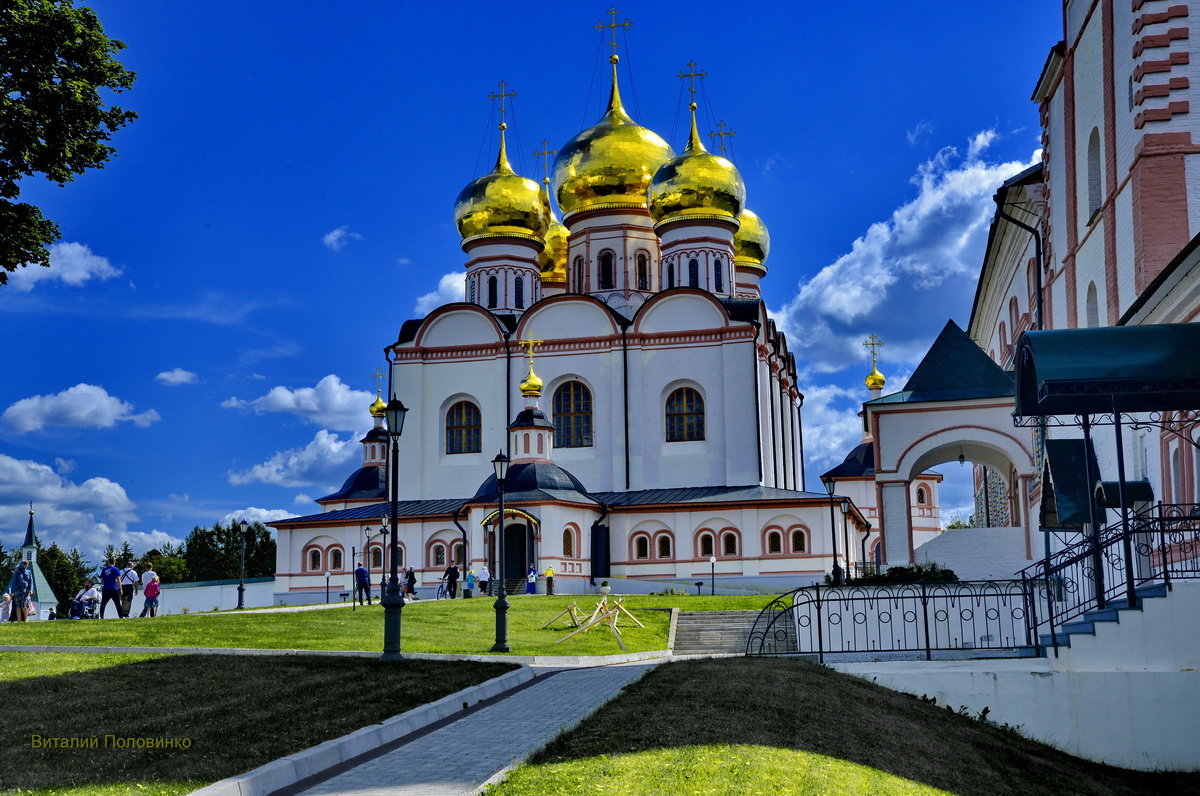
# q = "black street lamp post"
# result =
<box><xmin>381</xmin><ymin>397</ymin><xmax>408</xmax><ymax>662</ymax></box>
<box><xmin>709</xmin><ymin>555</ymin><xmax>716</xmax><ymax>595</ymax></box>
<box><xmin>491</xmin><ymin>451</ymin><xmax>511</xmax><ymax>653</ymax></box>
<box><xmin>821</xmin><ymin>476</ymin><xmax>845</xmax><ymax>586</ymax></box>
<box><xmin>235</xmin><ymin>519</ymin><xmax>248</xmax><ymax>609</ymax></box>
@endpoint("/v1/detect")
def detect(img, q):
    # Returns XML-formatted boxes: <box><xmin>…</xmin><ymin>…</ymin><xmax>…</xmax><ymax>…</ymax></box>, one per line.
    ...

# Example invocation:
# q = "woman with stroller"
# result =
<box><xmin>70</xmin><ymin>580</ymin><xmax>99</xmax><ymax>618</ymax></box>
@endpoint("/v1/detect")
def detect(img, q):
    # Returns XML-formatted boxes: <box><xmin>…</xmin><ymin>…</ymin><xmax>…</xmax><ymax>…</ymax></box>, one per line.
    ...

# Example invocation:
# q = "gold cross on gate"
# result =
<box><xmin>677</xmin><ymin>60</ymin><xmax>707</xmax><ymax>101</ymax></box>
<box><xmin>709</xmin><ymin>120</ymin><xmax>736</xmax><ymax>156</ymax></box>
<box><xmin>488</xmin><ymin>81</ymin><xmax>517</xmax><ymax>125</ymax></box>
<box><xmin>370</xmin><ymin>367</ymin><xmax>385</xmax><ymax>393</ymax></box>
<box><xmin>533</xmin><ymin>139</ymin><xmax>556</xmax><ymax>183</ymax></box>
<box><xmin>519</xmin><ymin>337</ymin><xmax>543</xmax><ymax>368</ymax></box>
<box><xmin>864</xmin><ymin>334</ymin><xmax>884</xmax><ymax>368</ymax></box>
<box><xmin>595</xmin><ymin>7</ymin><xmax>632</xmax><ymax>57</ymax></box>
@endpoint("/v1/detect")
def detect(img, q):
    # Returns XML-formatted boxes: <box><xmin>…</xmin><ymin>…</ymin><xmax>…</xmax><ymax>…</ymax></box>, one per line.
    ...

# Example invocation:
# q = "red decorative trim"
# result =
<box><xmin>1135</xmin><ymin>100</ymin><xmax>1191</xmax><ymax>127</ymax></box>
<box><xmin>1134</xmin><ymin>76</ymin><xmax>1190</xmax><ymax>105</ymax></box>
<box><xmin>1133</xmin><ymin>26</ymin><xmax>1190</xmax><ymax>57</ymax></box>
<box><xmin>1133</xmin><ymin>5</ymin><xmax>1189</xmax><ymax>33</ymax></box>
<box><xmin>1133</xmin><ymin>50</ymin><xmax>1190</xmax><ymax>81</ymax></box>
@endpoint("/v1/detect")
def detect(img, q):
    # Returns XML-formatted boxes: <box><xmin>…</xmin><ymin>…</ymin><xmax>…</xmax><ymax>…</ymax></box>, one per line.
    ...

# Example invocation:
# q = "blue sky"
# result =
<box><xmin>0</xmin><ymin>1</ymin><xmax>1060</xmax><ymax>558</ymax></box>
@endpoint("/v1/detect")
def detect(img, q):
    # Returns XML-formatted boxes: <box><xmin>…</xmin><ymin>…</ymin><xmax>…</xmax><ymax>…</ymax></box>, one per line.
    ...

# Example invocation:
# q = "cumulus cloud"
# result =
<box><xmin>322</xmin><ymin>226</ymin><xmax>363</xmax><ymax>251</ymax></box>
<box><xmin>2</xmin><ymin>384</ymin><xmax>160</xmax><ymax>434</ymax></box>
<box><xmin>222</xmin><ymin>374</ymin><xmax>371</xmax><ymax>433</ymax></box>
<box><xmin>415</xmin><ymin>271</ymin><xmax>465</xmax><ymax>315</ymax></box>
<box><xmin>222</xmin><ymin>507</ymin><xmax>293</xmax><ymax>526</ymax></box>
<box><xmin>156</xmin><ymin>368</ymin><xmax>198</xmax><ymax>386</ymax></box>
<box><xmin>770</xmin><ymin>131</ymin><xmax>1039</xmax><ymax>375</ymax></box>
<box><xmin>797</xmin><ymin>383</ymin><xmax>867</xmax><ymax>480</ymax></box>
<box><xmin>228</xmin><ymin>429</ymin><xmax>357</xmax><ymax>489</ymax></box>
<box><xmin>8</xmin><ymin>242</ymin><xmax>122</xmax><ymax>292</ymax></box>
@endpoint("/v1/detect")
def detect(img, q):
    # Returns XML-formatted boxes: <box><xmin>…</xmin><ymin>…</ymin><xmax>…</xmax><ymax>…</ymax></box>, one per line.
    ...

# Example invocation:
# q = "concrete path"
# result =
<box><xmin>288</xmin><ymin>662</ymin><xmax>657</xmax><ymax>796</ymax></box>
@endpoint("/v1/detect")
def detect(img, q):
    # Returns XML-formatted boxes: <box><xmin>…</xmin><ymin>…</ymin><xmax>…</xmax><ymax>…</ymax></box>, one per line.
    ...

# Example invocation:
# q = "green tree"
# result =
<box><xmin>0</xmin><ymin>542</ymin><xmax>18</xmax><ymax>591</ymax></box>
<box><xmin>0</xmin><ymin>0</ymin><xmax>136</xmax><ymax>280</ymax></box>
<box><xmin>116</xmin><ymin>539</ymin><xmax>134</xmax><ymax>565</ymax></box>
<box><xmin>35</xmin><ymin>542</ymin><xmax>72</xmax><ymax>611</ymax></box>
<box><xmin>182</xmin><ymin>522</ymin><xmax>276</xmax><ymax>581</ymax></box>
<box><xmin>142</xmin><ymin>542</ymin><xmax>187</xmax><ymax>584</ymax></box>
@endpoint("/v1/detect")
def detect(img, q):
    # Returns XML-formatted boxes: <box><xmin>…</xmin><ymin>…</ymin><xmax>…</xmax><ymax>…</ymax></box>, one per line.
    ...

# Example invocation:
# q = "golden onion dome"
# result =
<box><xmin>552</xmin><ymin>55</ymin><xmax>674</xmax><ymax>216</ymax></box>
<box><xmin>369</xmin><ymin>390</ymin><xmax>386</xmax><ymax>418</ymax></box>
<box><xmin>454</xmin><ymin>124</ymin><xmax>550</xmax><ymax>242</ymax></box>
<box><xmin>519</xmin><ymin>361</ymin><xmax>543</xmax><ymax>398</ymax></box>
<box><xmin>733</xmin><ymin>208</ymin><xmax>771</xmax><ymax>270</ymax></box>
<box><xmin>537</xmin><ymin>179</ymin><xmax>568</xmax><ymax>283</ymax></box>
<box><xmin>648</xmin><ymin>103</ymin><xmax>745</xmax><ymax>223</ymax></box>
<box><xmin>866</xmin><ymin>366</ymin><xmax>886</xmax><ymax>391</ymax></box>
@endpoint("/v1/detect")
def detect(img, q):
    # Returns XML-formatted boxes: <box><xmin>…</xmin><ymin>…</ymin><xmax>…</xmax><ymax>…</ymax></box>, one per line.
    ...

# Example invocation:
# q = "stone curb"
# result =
<box><xmin>666</xmin><ymin>607</ymin><xmax>679</xmax><ymax>651</ymax></box>
<box><xmin>188</xmin><ymin>666</ymin><xmax>537</xmax><ymax>796</ymax></box>
<box><xmin>0</xmin><ymin>645</ymin><xmax>670</xmax><ymax>667</ymax></box>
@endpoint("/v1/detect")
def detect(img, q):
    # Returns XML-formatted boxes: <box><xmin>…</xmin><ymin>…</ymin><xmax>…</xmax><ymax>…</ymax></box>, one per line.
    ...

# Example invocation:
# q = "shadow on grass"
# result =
<box><xmin>500</xmin><ymin>658</ymin><xmax>1197</xmax><ymax>796</ymax></box>
<box><xmin>0</xmin><ymin>653</ymin><xmax>515</xmax><ymax>793</ymax></box>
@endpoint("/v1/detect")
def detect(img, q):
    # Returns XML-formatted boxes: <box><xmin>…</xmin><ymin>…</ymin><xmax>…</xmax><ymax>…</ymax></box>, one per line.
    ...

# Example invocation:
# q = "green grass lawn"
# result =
<box><xmin>490</xmin><ymin>657</ymin><xmax>1199</xmax><ymax>796</ymax></box>
<box><xmin>0</xmin><ymin>652</ymin><xmax>514</xmax><ymax>795</ymax></box>
<box><xmin>0</xmin><ymin>594</ymin><xmax>765</xmax><ymax>656</ymax></box>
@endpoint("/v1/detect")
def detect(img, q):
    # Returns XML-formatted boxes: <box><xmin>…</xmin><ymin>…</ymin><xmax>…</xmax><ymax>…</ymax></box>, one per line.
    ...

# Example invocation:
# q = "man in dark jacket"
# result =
<box><xmin>99</xmin><ymin>560</ymin><xmax>125</xmax><ymax>618</ymax></box>
<box><xmin>8</xmin><ymin>561</ymin><xmax>33</xmax><ymax>622</ymax></box>
<box><xmin>443</xmin><ymin>563</ymin><xmax>460</xmax><ymax>599</ymax></box>
<box><xmin>354</xmin><ymin>563</ymin><xmax>372</xmax><ymax>605</ymax></box>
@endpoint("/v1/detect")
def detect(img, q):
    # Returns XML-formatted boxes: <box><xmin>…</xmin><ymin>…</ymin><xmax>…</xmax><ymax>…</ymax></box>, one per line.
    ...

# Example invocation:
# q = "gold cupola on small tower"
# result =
<box><xmin>733</xmin><ymin>208</ymin><xmax>771</xmax><ymax>270</ymax></box>
<box><xmin>864</xmin><ymin>334</ymin><xmax>886</xmax><ymax>394</ymax></box>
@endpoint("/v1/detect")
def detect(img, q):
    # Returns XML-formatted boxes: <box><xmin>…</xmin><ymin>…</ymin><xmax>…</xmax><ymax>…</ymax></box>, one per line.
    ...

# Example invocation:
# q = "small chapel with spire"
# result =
<box><xmin>8</xmin><ymin>505</ymin><xmax>57</xmax><ymax>620</ymax></box>
<box><xmin>270</xmin><ymin>14</ymin><xmax>885</xmax><ymax>598</ymax></box>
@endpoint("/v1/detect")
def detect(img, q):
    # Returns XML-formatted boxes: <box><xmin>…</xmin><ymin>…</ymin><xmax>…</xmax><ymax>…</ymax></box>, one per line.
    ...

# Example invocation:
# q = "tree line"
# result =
<box><xmin>2</xmin><ymin>522</ymin><xmax>275</xmax><ymax>611</ymax></box>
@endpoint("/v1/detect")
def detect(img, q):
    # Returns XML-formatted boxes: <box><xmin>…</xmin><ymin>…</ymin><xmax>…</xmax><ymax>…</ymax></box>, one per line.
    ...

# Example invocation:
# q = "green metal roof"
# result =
<box><xmin>1015</xmin><ymin>323</ymin><xmax>1200</xmax><ymax>416</ymax></box>
<box><xmin>1041</xmin><ymin>439</ymin><xmax>1101</xmax><ymax>528</ymax></box>
<box><xmin>869</xmin><ymin>320</ymin><xmax>1013</xmax><ymax>405</ymax></box>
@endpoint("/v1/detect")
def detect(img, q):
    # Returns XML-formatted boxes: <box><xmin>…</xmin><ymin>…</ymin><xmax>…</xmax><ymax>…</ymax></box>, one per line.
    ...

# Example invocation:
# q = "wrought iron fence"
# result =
<box><xmin>745</xmin><ymin>580</ymin><xmax>1038</xmax><ymax>662</ymax></box>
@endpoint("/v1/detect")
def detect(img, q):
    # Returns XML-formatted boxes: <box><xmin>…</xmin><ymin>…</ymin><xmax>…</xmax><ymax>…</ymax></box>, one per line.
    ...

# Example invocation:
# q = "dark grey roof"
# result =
<box><xmin>510</xmin><ymin>407</ymin><xmax>554</xmax><ymax>430</ymax></box>
<box><xmin>589</xmin><ymin>485</ymin><xmax>831</xmax><ymax>507</ymax></box>
<box><xmin>871</xmin><ymin>320</ymin><xmax>1013</xmax><ymax>405</ymax></box>
<box><xmin>469</xmin><ymin>461</ymin><xmax>597</xmax><ymax>506</ymax></box>
<box><xmin>718</xmin><ymin>297</ymin><xmax>762</xmax><ymax>324</ymax></box>
<box><xmin>22</xmin><ymin>510</ymin><xmax>36</xmax><ymax>548</ymax></box>
<box><xmin>318</xmin><ymin>465</ymin><xmax>387</xmax><ymax>503</ymax></box>
<box><xmin>361</xmin><ymin>427</ymin><xmax>388</xmax><ymax>442</ymax></box>
<box><xmin>273</xmin><ymin>498</ymin><xmax>468</xmax><ymax>526</ymax></box>
<box><xmin>820</xmin><ymin>441</ymin><xmax>875</xmax><ymax>480</ymax></box>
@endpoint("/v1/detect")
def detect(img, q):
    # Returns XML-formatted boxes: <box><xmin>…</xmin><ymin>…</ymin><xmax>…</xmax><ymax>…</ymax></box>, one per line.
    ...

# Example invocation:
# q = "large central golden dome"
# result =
<box><xmin>648</xmin><ymin>104</ymin><xmax>745</xmax><ymax>224</ymax></box>
<box><xmin>552</xmin><ymin>56</ymin><xmax>673</xmax><ymax>216</ymax></box>
<box><xmin>455</xmin><ymin>126</ymin><xmax>550</xmax><ymax>242</ymax></box>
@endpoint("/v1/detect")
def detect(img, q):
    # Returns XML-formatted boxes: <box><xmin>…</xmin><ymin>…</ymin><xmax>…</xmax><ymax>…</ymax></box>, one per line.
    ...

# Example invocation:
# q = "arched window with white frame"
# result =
<box><xmin>433</xmin><ymin>544</ymin><xmax>446</xmax><ymax>568</ymax></box>
<box><xmin>657</xmin><ymin>534</ymin><xmax>672</xmax><ymax>559</ymax></box>
<box><xmin>634</xmin><ymin>536</ymin><xmax>649</xmax><ymax>560</ymax></box>
<box><xmin>698</xmin><ymin>532</ymin><xmax>714</xmax><ymax>558</ymax></box>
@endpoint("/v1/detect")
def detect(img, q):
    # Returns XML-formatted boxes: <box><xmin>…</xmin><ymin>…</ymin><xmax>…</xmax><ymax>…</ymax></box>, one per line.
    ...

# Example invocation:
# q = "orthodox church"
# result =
<box><xmin>271</xmin><ymin>51</ymin><xmax>879</xmax><ymax>598</ymax></box>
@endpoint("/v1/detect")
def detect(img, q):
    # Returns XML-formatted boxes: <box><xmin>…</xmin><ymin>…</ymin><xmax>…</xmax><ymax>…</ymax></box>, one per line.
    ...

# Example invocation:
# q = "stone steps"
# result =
<box><xmin>672</xmin><ymin>611</ymin><xmax>759</xmax><ymax>655</ymax></box>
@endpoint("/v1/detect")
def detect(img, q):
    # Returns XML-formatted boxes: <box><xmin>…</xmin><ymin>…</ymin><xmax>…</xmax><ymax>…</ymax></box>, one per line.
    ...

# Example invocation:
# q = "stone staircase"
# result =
<box><xmin>672</xmin><ymin>611</ymin><xmax>759</xmax><ymax>655</ymax></box>
<box><xmin>1039</xmin><ymin>582</ymin><xmax>1169</xmax><ymax>649</ymax></box>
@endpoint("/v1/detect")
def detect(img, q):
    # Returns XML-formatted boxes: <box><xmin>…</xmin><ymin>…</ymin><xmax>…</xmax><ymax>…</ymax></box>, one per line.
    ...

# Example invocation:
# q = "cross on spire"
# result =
<box><xmin>677</xmin><ymin>60</ymin><xmax>707</xmax><ymax>103</ymax></box>
<box><xmin>595</xmin><ymin>7</ymin><xmax>631</xmax><ymax>58</ymax></box>
<box><xmin>864</xmin><ymin>334</ymin><xmax>884</xmax><ymax>368</ymax></box>
<box><xmin>533</xmin><ymin>139</ymin><xmax>556</xmax><ymax>183</ymax></box>
<box><xmin>370</xmin><ymin>367</ymin><xmax>385</xmax><ymax>394</ymax></box>
<box><xmin>708</xmin><ymin>120</ymin><xmax>736</xmax><ymax>156</ymax></box>
<box><xmin>519</xmin><ymin>337</ymin><xmax>544</xmax><ymax>368</ymax></box>
<box><xmin>488</xmin><ymin>81</ymin><xmax>517</xmax><ymax>128</ymax></box>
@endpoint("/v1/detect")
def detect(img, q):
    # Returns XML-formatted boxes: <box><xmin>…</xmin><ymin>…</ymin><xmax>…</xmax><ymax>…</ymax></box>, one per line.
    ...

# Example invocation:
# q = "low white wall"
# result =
<box><xmin>914</xmin><ymin>527</ymin><xmax>1031</xmax><ymax>580</ymax></box>
<box><xmin>832</xmin><ymin>660</ymin><xmax>1200</xmax><ymax>771</ymax></box>
<box><xmin>154</xmin><ymin>580</ymin><xmax>276</xmax><ymax>616</ymax></box>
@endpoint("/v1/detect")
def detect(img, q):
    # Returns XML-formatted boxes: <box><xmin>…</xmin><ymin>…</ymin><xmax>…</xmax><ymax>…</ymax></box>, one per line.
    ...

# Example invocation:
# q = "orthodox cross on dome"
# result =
<box><xmin>864</xmin><ymin>334</ymin><xmax>884</xmax><ymax>368</ymax></box>
<box><xmin>518</xmin><ymin>337</ymin><xmax>544</xmax><ymax>366</ymax></box>
<box><xmin>677</xmin><ymin>60</ymin><xmax>707</xmax><ymax>103</ymax></box>
<box><xmin>370</xmin><ymin>367</ymin><xmax>385</xmax><ymax>393</ymax></box>
<box><xmin>533</xmin><ymin>139</ymin><xmax>556</xmax><ymax>183</ymax></box>
<box><xmin>709</xmin><ymin>120</ymin><xmax>736</xmax><ymax>156</ymax></box>
<box><xmin>595</xmin><ymin>7</ymin><xmax>632</xmax><ymax>58</ymax></box>
<box><xmin>487</xmin><ymin>81</ymin><xmax>517</xmax><ymax>129</ymax></box>
<box><xmin>518</xmin><ymin>337</ymin><xmax>545</xmax><ymax>399</ymax></box>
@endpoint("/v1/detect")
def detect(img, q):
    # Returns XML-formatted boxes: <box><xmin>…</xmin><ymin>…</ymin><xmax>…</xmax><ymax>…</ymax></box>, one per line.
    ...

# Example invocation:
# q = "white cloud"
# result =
<box><xmin>906</xmin><ymin>120</ymin><xmax>935</xmax><ymax>146</ymax></box>
<box><xmin>228</xmin><ymin>429</ymin><xmax>357</xmax><ymax>488</ymax></box>
<box><xmin>293</xmin><ymin>493</ymin><xmax>313</xmax><ymax>506</ymax></box>
<box><xmin>54</xmin><ymin>458</ymin><xmax>76</xmax><ymax>475</ymax></box>
<box><xmin>156</xmin><ymin>368</ymin><xmax>198</xmax><ymax>386</ymax></box>
<box><xmin>322</xmin><ymin>226</ymin><xmax>363</xmax><ymax>251</ymax></box>
<box><xmin>222</xmin><ymin>507</ymin><xmax>293</xmax><ymax>526</ymax></box>
<box><xmin>2</xmin><ymin>384</ymin><xmax>160</xmax><ymax>434</ymax></box>
<box><xmin>770</xmin><ymin>132</ymin><xmax>1039</xmax><ymax>375</ymax></box>
<box><xmin>415</xmin><ymin>271</ymin><xmax>465</xmax><ymax>315</ymax></box>
<box><xmin>222</xmin><ymin>374</ymin><xmax>371</xmax><ymax>433</ymax></box>
<box><xmin>797</xmin><ymin>383</ymin><xmax>867</xmax><ymax>480</ymax></box>
<box><xmin>8</xmin><ymin>242</ymin><xmax>122</xmax><ymax>292</ymax></box>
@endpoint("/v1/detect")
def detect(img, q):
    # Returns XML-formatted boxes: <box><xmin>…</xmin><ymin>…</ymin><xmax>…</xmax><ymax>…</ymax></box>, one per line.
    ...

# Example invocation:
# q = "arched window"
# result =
<box><xmin>637</xmin><ymin>253</ymin><xmax>649</xmax><ymax>290</ymax></box>
<box><xmin>452</xmin><ymin>542</ymin><xmax>464</xmax><ymax>566</ymax></box>
<box><xmin>514</xmin><ymin>276</ymin><xmax>524</xmax><ymax>309</ymax></box>
<box><xmin>599</xmin><ymin>250</ymin><xmax>615</xmax><ymax>290</ymax></box>
<box><xmin>446</xmin><ymin>401</ymin><xmax>482</xmax><ymax>454</ymax></box>
<box><xmin>1086</xmin><ymin>282</ymin><xmax>1099</xmax><ymax>328</ymax></box>
<box><xmin>563</xmin><ymin>528</ymin><xmax>574</xmax><ymax>558</ymax></box>
<box><xmin>433</xmin><ymin>544</ymin><xmax>446</xmax><ymax>567</ymax></box>
<box><xmin>722</xmin><ymin>532</ymin><xmax>738</xmax><ymax>556</ymax></box>
<box><xmin>308</xmin><ymin>549</ymin><xmax>321</xmax><ymax>571</ymax></box>
<box><xmin>553</xmin><ymin>381</ymin><xmax>593</xmax><ymax>447</ymax></box>
<box><xmin>667</xmin><ymin>261</ymin><xmax>675</xmax><ymax>289</ymax></box>
<box><xmin>635</xmin><ymin>536</ymin><xmax>649</xmax><ymax>560</ymax></box>
<box><xmin>714</xmin><ymin>258</ymin><xmax>724</xmax><ymax>292</ymax></box>
<box><xmin>393</xmin><ymin>546</ymin><xmax>405</xmax><ymax>568</ymax></box>
<box><xmin>688</xmin><ymin>258</ymin><xmax>700</xmax><ymax>288</ymax></box>
<box><xmin>916</xmin><ymin>487</ymin><xmax>927</xmax><ymax>505</ymax></box>
<box><xmin>1087</xmin><ymin>127</ymin><xmax>1102</xmax><ymax>218</ymax></box>
<box><xmin>767</xmin><ymin>531</ymin><xmax>782</xmax><ymax>554</ymax></box>
<box><xmin>1009</xmin><ymin>297</ymin><xmax>1019</xmax><ymax>332</ymax></box>
<box><xmin>666</xmin><ymin>387</ymin><xmax>705</xmax><ymax>442</ymax></box>
<box><xmin>657</xmin><ymin>535</ymin><xmax>672</xmax><ymax>559</ymax></box>
<box><xmin>791</xmin><ymin>530</ymin><xmax>806</xmax><ymax>553</ymax></box>
<box><xmin>574</xmin><ymin>257</ymin><xmax>584</xmax><ymax>292</ymax></box>
<box><xmin>699</xmin><ymin>533</ymin><xmax>714</xmax><ymax>557</ymax></box>
<box><xmin>331</xmin><ymin>549</ymin><xmax>343</xmax><ymax>570</ymax></box>
<box><xmin>371</xmin><ymin>548</ymin><xmax>383</xmax><ymax>568</ymax></box>
<box><xmin>469</xmin><ymin>279</ymin><xmax>477</xmax><ymax>304</ymax></box>
<box><xmin>487</xmin><ymin>276</ymin><xmax>498</xmax><ymax>308</ymax></box>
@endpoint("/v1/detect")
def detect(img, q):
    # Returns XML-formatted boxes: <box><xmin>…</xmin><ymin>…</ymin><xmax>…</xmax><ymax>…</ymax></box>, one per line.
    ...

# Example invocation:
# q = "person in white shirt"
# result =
<box><xmin>120</xmin><ymin>563</ymin><xmax>139</xmax><ymax>617</ymax></box>
<box><xmin>71</xmin><ymin>581</ymin><xmax>100</xmax><ymax>618</ymax></box>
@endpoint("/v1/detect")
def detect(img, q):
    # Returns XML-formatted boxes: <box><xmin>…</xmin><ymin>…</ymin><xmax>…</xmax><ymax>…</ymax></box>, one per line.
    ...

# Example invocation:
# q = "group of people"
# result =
<box><xmin>69</xmin><ymin>560</ymin><xmax>161</xmax><ymax>619</ymax></box>
<box><xmin>349</xmin><ymin>562</ymin><xmax>558</xmax><ymax>606</ymax></box>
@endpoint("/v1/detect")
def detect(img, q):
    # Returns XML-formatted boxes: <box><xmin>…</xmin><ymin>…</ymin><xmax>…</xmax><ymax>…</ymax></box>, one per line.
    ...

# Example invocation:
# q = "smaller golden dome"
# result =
<box><xmin>455</xmin><ymin>125</ymin><xmax>550</xmax><ymax>242</ymax></box>
<box><xmin>537</xmin><ymin>179</ymin><xmax>568</xmax><ymax>283</ymax></box>
<box><xmin>866</xmin><ymin>366</ymin><xmax>886</xmax><ymax>391</ymax></box>
<box><xmin>733</xmin><ymin>208</ymin><xmax>770</xmax><ymax>269</ymax></box>
<box><xmin>369</xmin><ymin>390</ymin><xmax>386</xmax><ymax>418</ymax></box>
<box><xmin>519</xmin><ymin>361</ymin><xmax>543</xmax><ymax>398</ymax></box>
<box><xmin>648</xmin><ymin>104</ymin><xmax>745</xmax><ymax>224</ymax></box>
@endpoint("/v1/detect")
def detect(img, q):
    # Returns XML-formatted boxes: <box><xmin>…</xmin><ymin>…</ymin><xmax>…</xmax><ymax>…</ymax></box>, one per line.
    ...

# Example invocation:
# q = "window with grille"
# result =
<box><xmin>446</xmin><ymin>401</ymin><xmax>482</xmax><ymax>454</ymax></box>
<box><xmin>331</xmin><ymin>549</ymin><xmax>343</xmax><ymax>570</ymax></box>
<box><xmin>309</xmin><ymin>549</ymin><xmax>321</xmax><ymax>571</ymax></box>
<box><xmin>599</xmin><ymin>250</ymin><xmax>615</xmax><ymax>289</ymax></box>
<box><xmin>433</xmin><ymin>545</ymin><xmax>445</xmax><ymax>567</ymax></box>
<box><xmin>791</xmin><ymin>531</ymin><xmax>806</xmax><ymax>553</ymax></box>
<box><xmin>515</xmin><ymin>277</ymin><xmax>524</xmax><ymax>308</ymax></box>
<box><xmin>563</xmin><ymin>529</ymin><xmax>574</xmax><ymax>558</ymax></box>
<box><xmin>657</xmin><ymin>535</ymin><xmax>671</xmax><ymax>558</ymax></box>
<box><xmin>699</xmin><ymin>534</ymin><xmax>714</xmax><ymax>557</ymax></box>
<box><xmin>665</xmin><ymin>387</ymin><xmax>704</xmax><ymax>442</ymax></box>
<box><xmin>722</xmin><ymin>533</ymin><xmax>738</xmax><ymax>556</ymax></box>
<box><xmin>635</xmin><ymin>536</ymin><xmax>649</xmax><ymax>559</ymax></box>
<box><xmin>767</xmin><ymin>532</ymin><xmax>781</xmax><ymax>554</ymax></box>
<box><xmin>553</xmin><ymin>381</ymin><xmax>593</xmax><ymax>447</ymax></box>
<box><xmin>371</xmin><ymin>548</ymin><xmax>382</xmax><ymax>568</ymax></box>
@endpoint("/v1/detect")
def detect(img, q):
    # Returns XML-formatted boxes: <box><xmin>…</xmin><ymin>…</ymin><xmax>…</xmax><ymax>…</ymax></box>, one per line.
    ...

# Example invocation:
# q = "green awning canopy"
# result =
<box><xmin>1015</xmin><ymin>324</ymin><xmax>1200</xmax><ymax>417</ymax></box>
<box><xmin>1041</xmin><ymin>439</ymin><xmax>1102</xmax><ymax>528</ymax></box>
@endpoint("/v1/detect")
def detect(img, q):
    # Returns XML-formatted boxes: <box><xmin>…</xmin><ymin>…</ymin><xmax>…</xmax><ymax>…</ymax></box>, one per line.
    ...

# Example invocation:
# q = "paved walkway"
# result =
<box><xmin>291</xmin><ymin>662</ymin><xmax>657</xmax><ymax>796</ymax></box>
